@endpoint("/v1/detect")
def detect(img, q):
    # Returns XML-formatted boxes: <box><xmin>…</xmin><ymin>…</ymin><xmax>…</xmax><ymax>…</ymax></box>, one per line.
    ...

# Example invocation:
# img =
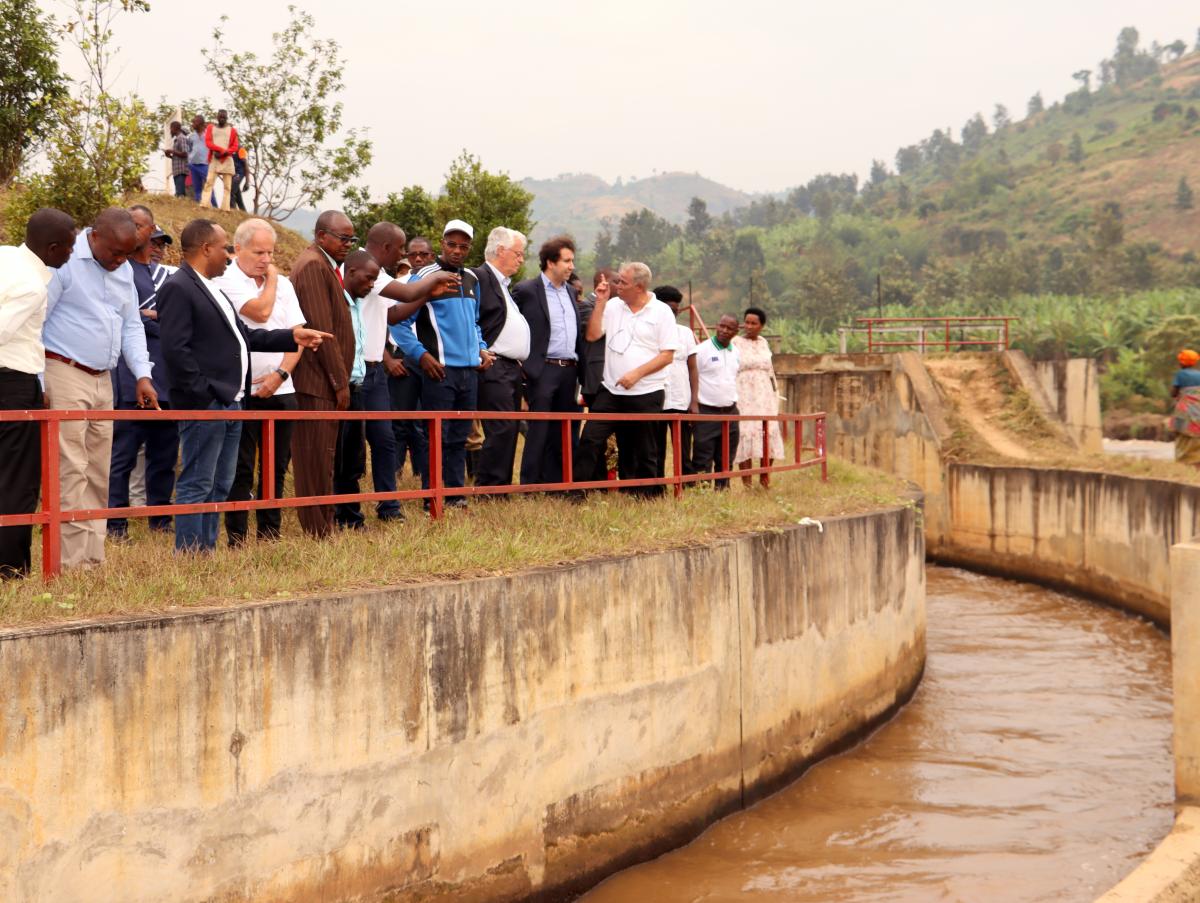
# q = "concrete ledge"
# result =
<box><xmin>1097</xmin><ymin>807</ymin><xmax>1200</xmax><ymax>903</ymax></box>
<box><xmin>0</xmin><ymin>503</ymin><xmax>925</xmax><ymax>903</ymax></box>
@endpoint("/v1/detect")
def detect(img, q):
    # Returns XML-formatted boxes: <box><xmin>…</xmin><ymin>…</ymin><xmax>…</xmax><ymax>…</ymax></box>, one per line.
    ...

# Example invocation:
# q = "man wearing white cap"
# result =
<box><xmin>393</xmin><ymin>219</ymin><xmax>493</xmax><ymax>506</ymax></box>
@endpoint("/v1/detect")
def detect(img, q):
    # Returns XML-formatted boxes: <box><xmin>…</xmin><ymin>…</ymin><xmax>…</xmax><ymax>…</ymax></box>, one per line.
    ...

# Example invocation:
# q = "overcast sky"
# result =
<box><xmin>61</xmin><ymin>0</ymin><xmax>1199</xmax><ymax>195</ymax></box>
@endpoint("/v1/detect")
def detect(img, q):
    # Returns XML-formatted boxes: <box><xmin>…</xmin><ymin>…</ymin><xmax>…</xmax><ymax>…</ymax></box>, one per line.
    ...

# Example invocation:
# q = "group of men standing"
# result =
<box><xmin>0</xmin><ymin>200</ymin><xmax>744</xmax><ymax>579</ymax></box>
<box><xmin>165</xmin><ymin>111</ymin><xmax>247</xmax><ymax>211</ymax></box>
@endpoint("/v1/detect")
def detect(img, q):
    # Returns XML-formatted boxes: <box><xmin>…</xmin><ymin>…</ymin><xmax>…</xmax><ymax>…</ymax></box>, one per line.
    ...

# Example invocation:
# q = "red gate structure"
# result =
<box><xmin>844</xmin><ymin>316</ymin><xmax>1019</xmax><ymax>353</ymax></box>
<box><xmin>0</xmin><ymin>407</ymin><xmax>827</xmax><ymax>579</ymax></box>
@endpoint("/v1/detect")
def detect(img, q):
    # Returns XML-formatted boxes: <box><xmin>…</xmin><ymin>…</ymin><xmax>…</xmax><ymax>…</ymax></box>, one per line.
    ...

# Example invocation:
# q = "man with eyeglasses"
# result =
<box><xmin>287</xmin><ymin>210</ymin><xmax>357</xmax><ymax>537</ymax></box>
<box><xmin>471</xmin><ymin>226</ymin><xmax>530</xmax><ymax>487</ymax></box>
<box><xmin>393</xmin><ymin>220</ymin><xmax>493</xmax><ymax>508</ymax></box>
<box><xmin>572</xmin><ymin>261</ymin><xmax>679</xmax><ymax>496</ymax></box>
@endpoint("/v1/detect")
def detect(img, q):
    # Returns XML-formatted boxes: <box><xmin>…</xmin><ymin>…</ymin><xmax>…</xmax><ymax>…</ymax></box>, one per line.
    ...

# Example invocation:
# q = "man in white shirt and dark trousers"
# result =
<box><xmin>214</xmin><ymin>219</ymin><xmax>306</xmax><ymax>544</ymax></box>
<box><xmin>0</xmin><ymin>208</ymin><xmax>76</xmax><ymax>577</ymax></box>
<box><xmin>651</xmin><ymin>285</ymin><xmax>697</xmax><ymax>485</ymax></box>
<box><xmin>158</xmin><ymin>219</ymin><xmax>331</xmax><ymax>553</ymax></box>
<box><xmin>472</xmin><ymin>227</ymin><xmax>529</xmax><ymax>487</ymax></box>
<box><xmin>572</xmin><ymin>262</ymin><xmax>679</xmax><ymax>496</ymax></box>
<box><xmin>689</xmin><ymin>313</ymin><xmax>742</xmax><ymax>489</ymax></box>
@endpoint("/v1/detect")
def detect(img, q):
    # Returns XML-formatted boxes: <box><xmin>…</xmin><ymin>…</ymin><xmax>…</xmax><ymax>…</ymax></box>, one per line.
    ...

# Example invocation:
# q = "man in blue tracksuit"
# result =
<box><xmin>393</xmin><ymin>220</ymin><xmax>494</xmax><ymax>506</ymax></box>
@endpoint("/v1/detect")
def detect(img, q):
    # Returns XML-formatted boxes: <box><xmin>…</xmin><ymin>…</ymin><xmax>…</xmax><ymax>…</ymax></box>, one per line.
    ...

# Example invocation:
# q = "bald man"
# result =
<box><xmin>44</xmin><ymin>207</ymin><xmax>159</xmax><ymax>568</ymax></box>
<box><xmin>288</xmin><ymin>210</ymin><xmax>357</xmax><ymax>537</ymax></box>
<box><xmin>0</xmin><ymin>208</ymin><xmax>75</xmax><ymax>577</ymax></box>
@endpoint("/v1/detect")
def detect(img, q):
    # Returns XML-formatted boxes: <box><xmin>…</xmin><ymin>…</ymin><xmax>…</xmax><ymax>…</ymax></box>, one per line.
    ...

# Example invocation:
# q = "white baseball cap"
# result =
<box><xmin>442</xmin><ymin>219</ymin><xmax>474</xmax><ymax>240</ymax></box>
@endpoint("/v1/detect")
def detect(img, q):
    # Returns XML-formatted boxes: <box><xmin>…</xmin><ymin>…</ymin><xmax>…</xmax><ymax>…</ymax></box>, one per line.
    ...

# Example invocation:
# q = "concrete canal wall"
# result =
<box><xmin>0</xmin><ymin>503</ymin><xmax>925</xmax><ymax>903</ymax></box>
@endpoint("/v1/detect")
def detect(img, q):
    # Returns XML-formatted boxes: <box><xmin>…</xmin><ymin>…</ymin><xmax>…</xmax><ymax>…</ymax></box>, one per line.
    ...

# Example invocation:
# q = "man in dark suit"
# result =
<box><xmin>158</xmin><ymin>219</ymin><xmax>331</xmax><ymax>553</ymax></box>
<box><xmin>288</xmin><ymin>211</ymin><xmax>356</xmax><ymax>537</ymax></box>
<box><xmin>472</xmin><ymin>226</ymin><xmax>530</xmax><ymax>486</ymax></box>
<box><xmin>512</xmin><ymin>236</ymin><xmax>585</xmax><ymax>486</ymax></box>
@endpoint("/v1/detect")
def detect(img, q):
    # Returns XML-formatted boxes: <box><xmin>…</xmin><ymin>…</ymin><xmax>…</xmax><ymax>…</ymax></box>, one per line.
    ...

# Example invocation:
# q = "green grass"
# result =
<box><xmin>0</xmin><ymin>462</ymin><xmax>906</xmax><ymax>629</ymax></box>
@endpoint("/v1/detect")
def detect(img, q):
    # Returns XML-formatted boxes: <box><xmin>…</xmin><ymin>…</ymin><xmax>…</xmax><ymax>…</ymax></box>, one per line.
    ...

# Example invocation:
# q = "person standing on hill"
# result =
<box><xmin>200</xmin><ymin>110</ymin><xmax>239</xmax><ymax>211</ymax></box>
<box><xmin>0</xmin><ymin>208</ymin><xmax>76</xmax><ymax>578</ymax></box>
<box><xmin>187</xmin><ymin>115</ymin><xmax>210</xmax><ymax>204</ymax></box>
<box><xmin>164</xmin><ymin>121</ymin><xmax>190</xmax><ymax>198</ymax></box>
<box><xmin>1170</xmin><ymin>349</ymin><xmax>1200</xmax><ymax>467</ymax></box>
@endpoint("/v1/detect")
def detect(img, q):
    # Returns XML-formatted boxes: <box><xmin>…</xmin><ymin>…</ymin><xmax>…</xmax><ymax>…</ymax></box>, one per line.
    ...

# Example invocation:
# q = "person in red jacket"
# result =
<box><xmin>200</xmin><ymin>109</ymin><xmax>239</xmax><ymax>211</ymax></box>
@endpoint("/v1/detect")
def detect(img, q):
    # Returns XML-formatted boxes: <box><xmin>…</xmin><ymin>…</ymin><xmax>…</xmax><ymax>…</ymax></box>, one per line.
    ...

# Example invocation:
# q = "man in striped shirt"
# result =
<box><xmin>107</xmin><ymin>205</ymin><xmax>179</xmax><ymax>539</ymax></box>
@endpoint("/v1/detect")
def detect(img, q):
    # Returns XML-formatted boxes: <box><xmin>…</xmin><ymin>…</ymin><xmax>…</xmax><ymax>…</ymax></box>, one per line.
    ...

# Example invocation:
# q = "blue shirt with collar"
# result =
<box><xmin>44</xmin><ymin>229</ymin><xmax>152</xmax><ymax>379</ymax></box>
<box><xmin>542</xmin><ymin>272</ymin><xmax>577</xmax><ymax>360</ymax></box>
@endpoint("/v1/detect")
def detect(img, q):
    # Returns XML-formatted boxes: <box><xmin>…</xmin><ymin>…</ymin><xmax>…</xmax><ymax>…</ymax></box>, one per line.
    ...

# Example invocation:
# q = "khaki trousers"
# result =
<box><xmin>201</xmin><ymin>168</ymin><xmax>233</xmax><ymax>210</ymax></box>
<box><xmin>45</xmin><ymin>358</ymin><xmax>113</xmax><ymax>568</ymax></box>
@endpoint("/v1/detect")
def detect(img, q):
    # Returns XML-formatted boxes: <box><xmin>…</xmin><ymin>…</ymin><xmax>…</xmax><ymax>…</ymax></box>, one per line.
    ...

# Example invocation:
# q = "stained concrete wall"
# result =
<box><xmin>1034</xmin><ymin>358</ymin><xmax>1103</xmax><ymax>454</ymax></box>
<box><xmin>0</xmin><ymin>504</ymin><xmax>925</xmax><ymax>903</ymax></box>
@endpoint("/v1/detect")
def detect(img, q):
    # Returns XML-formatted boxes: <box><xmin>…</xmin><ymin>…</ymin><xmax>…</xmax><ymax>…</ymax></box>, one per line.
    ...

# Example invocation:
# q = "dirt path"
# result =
<box><xmin>924</xmin><ymin>357</ymin><xmax>1034</xmax><ymax>461</ymax></box>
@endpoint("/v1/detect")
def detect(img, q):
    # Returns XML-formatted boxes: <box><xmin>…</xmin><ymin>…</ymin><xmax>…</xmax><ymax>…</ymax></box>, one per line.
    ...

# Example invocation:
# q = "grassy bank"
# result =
<box><xmin>0</xmin><ymin>462</ymin><xmax>907</xmax><ymax>629</ymax></box>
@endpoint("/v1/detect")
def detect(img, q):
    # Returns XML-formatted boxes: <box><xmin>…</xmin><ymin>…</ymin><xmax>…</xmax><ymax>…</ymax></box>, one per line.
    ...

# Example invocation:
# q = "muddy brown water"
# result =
<box><xmin>582</xmin><ymin>566</ymin><xmax>1173</xmax><ymax>903</ymax></box>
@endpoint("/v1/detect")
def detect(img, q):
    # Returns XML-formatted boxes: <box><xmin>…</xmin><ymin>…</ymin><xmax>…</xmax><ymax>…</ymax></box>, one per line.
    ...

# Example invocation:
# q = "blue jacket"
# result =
<box><xmin>391</xmin><ymin>260</ymin><xmax>486</xmax><ymax>368</ymax></box>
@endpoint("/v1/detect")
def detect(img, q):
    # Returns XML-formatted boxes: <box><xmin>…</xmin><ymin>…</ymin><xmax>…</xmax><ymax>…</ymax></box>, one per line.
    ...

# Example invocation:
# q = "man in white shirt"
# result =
<box><xmin>0</xmin><ymin>208</ymin><xmax>76</xmax><ymax>577</ymax></box>
<box><xmin>651</xmin><ymin>285</ymin><xmax>698</xmax><ymax>484</ymax></box>
<box><xmin>471</xmin><ymin>226</ymin><xmax>529</xmax><ymax>486</ymax></box>
<box><xmin>688</xmin><ymin>314</ymin><xmax>741</xmax><ymax>489</ymax></box>
<box><xmin>213</xmin><ymin>218</ymin><xmax>306</xmax><ymax>544</ymax></box>
<box><xmin>572</xmin><ymin>261</ymin><xmax>680</xmax><ymax>495</ymax></box>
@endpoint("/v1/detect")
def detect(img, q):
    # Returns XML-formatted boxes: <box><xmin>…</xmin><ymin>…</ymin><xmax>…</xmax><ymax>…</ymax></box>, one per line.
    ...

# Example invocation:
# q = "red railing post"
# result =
<box><xmin>428</xmin><ymin>414</ymin><xmax>443</xmax><ymax>519</ymax></box>
<box><xmin>816</xmin><ymin>415</ymin><xmax>827</xmax><ymax>481</ymax></box>
<box><xmin>671</xmin><ymin>418</ymin><xmax>683</xmax><ymax>499</ymax></box>
<box><xmin>261</xmin><ymin>415</ymin><xmax>275</xmax><ymax>503</ymax></box>
<box><xmin>760</xmin><ymin>419</ymin><xmax>770</xmax><ymax>489</ymax></box>
<box><xmin>867</xmin><ymin>320</ymin><xmax>874</xmax><ymax>353</ymax></box>
<box><xmin>794</xmin><ymin>416</ymin><xmax>802</xmax><ymax>464</ymax></box>
<box><xmin>560</xmin><ymin>416</ymin><xmax>573</xmax><ymax>488</ymax></box>
<box><xmin>40</xmin><ymin>417</ymin><xmax>62</xmax><ymax>579</ymax></box>
<box><xmin>944</xmin><ymin>319</ymin><xmax>950</xmax><ymax>352</ymax></box>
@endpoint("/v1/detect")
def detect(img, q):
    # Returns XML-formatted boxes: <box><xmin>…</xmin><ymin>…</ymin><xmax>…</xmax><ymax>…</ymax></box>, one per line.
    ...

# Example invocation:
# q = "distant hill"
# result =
<box><xmin>522</xmin><ymin>171</ymin><xmax>754</xmax><ymax>250</ymax></box>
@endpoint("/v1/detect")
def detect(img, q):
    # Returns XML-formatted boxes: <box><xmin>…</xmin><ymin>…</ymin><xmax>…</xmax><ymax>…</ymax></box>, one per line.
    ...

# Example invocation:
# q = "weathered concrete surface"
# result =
<box><xmin>0</xmin><ymin>505</ymin><xmax>924</xmax><ymax>903</ymax></box>
<box><xmin>1000</xmin><ymin>350</ymin><xmax>1079</xmax><ymax>449</ymax></box>
<box><xmin>931</xmin><ymin>464</ymin><xmax>1200</xmax><ymax>627</ymax></box>
<box><xmin>1034</xmin><ymin>357</ymin><xmax>1103</xmax><ymax>454</ymax></box>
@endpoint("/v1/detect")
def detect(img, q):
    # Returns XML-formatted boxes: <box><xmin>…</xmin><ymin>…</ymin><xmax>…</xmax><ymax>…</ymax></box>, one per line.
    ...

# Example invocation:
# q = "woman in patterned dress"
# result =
<box><xmin>732</xmin><ymin>307</ymin><xmax>784</xmax><ymax>487</ymax></box>
<box><xmin>1171</xmin><ymin>348</ymin><xmax>1200</xmax><ymax>467</ymax></box>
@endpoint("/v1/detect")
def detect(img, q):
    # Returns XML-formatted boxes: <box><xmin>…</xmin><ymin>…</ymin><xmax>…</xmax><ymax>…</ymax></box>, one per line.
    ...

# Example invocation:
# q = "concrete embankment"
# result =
<box><xmin>0</xmin><ymin>504</ymin><xmax>925</xmax><ymax>903</ymax></box>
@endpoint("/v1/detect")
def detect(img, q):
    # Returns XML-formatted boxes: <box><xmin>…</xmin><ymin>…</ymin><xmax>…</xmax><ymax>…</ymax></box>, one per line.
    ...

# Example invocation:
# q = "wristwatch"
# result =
<box><xmin>275</xmin><ymin>368</ymin><xmax>291</xmax><ymax>382</ymax></box>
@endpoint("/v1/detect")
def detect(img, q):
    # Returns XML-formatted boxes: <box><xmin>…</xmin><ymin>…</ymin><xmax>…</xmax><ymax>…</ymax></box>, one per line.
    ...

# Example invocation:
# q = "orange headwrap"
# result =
<box><xmin>1180</xmin><ymin>349</ymin><xmax>1200</xmax><ymax>367</ymax></box>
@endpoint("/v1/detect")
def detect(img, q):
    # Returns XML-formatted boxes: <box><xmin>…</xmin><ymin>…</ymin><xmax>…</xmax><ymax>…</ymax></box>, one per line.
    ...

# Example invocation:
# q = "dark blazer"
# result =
<box><xmin>289</xmin><ymin>245</ymin><xmax>353</xmax><ymax>401</ymax></box>
<box><xmin>511</xmin><ymin>273</ymin><xmax>585</xmax><ymax>381</ymax></box>
<box><xmin>157</xmin><ymin>263</ymin><xmax>298</xmax><ymax>411</ymax></box>
<box><xmin>472</xmin><ymin>262</ymin><xmax>512</xmax><ymax>348</ymax></box>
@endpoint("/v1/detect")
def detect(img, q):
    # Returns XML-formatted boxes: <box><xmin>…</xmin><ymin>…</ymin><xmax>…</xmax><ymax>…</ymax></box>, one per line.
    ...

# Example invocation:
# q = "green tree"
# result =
<box><xmin>798</xmin><ymin>256</ymin><xmax>860</xmax><ymax>329</ymax></box>
<box><xmin>1068</xmin><ymin>133</ymin><xmax>1085</xmax><ymax>164</ymax></box>
<box><xmin>593</xmin><ymin>220</ymin><xmax>615</xmax><ymax>270</ymax></box>
<box><xmin>868</xmin><ymin>159</ymin><xmax>889</xmax><ymax>186</ymax></box>
<box><xmin>203</xmin><ymin>6</ymin><xmax>372</xmax><ymax>219</ymax></box>
<box><xmin>993</xmin><ymin>103</ymin><xmax>1011</xmax><ymax>131</ymax></box>
<box><xmin>1027</xmin><ymin>92</ymin><xmax>1044</xmax><ymax>116</ymax></box>
<box><xmin>0</xmin><ymin>0</ymin><xmax>67</xmax><ymax>185</ymax></box>
<box><xmin>1178</xmin><ymin>176</ymin><xmax>1195</xmax><ymax>211</ymax></box>
<box><xmin>6</xmin><ymin>0</ymin><xmax>159</xmax><ymax>229</ymax></box>
<box><xmin>1093</xmin><ymin>201</ymin><xmax>1125</xmax><ymax>251</ymax></box>
<box><xmin>879</xmin><ymin>251</ymin><xmax>918</xmax><ymax>306</ymax></box>
<box><xmin>434</xmin><ymin>151</ymin><xmax>534</xmax><ymax>269</ymax></box>
<box><xmin>685</xmin><ymin>196</ymin><xmax>712</xmax><ymax>242</ymax></box>
<box><xmin>611</xmin><ymin>207</ymin><xmax>679</xmax><ymax>262</ymax></box>
<box><xmin>917</xmin><ymin>257</ymin><xmax>963</xmax><ymax>306</ymax></box>
<box><xmin>730</xmin><ymin>232</ymin><xmax>766</xmax><ymax>301</ymax></box>
<box><xmin>344</xmin><ymin>184</ymin><xmax>436</xmax><ymax>242</ymax></box>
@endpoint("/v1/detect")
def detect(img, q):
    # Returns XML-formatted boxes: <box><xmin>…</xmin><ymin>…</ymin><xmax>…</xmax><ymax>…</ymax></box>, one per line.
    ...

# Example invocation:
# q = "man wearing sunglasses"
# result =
<box><xmin>288</xmin><ymin>210</ymin><xmax>357</xmax><ymax>537</ymax></box>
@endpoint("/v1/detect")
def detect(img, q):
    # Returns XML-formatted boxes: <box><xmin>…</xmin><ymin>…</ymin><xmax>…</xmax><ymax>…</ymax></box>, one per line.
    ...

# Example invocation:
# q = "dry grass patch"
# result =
<box><xmin>0</xmin><ymin>462</ymin><xmax>907</xmax><ymax>628</ymax></box>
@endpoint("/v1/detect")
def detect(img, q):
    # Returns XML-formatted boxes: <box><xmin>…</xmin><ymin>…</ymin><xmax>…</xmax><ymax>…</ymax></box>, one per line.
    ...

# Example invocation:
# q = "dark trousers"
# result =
<box><xmin>653</xmin><ymin>408</ymin><xmax>694</xmax><ymax>480</ymax></box>
<box><xmin>225</xmin><ymin>392</ymin><xmax>296</xmax><ymax>544</ymax></box>
<box><xmin>691</xmin><ymin>403</ymin><xmax>740</xmax><ymax>490</ymax></box>
<box><xmin>574</xmin><ymin>387</ymin><xmax>664</xmax><ymax>496</ymax></box>
<box><xmin>230</xmin><ymin>179</ymin><xmax>246</xmax><ymax>211</ymax></box>
<box><xmin>419</xmin><ymin>366</ymin><xmax>477</xmax><ymax>490</ymax></box>
<box><xmin>0</xmin><ymin>370</ymin><xmax>42</xmax><ymax>577</ymax></box>
<box><xmin>335</xmin><ymin>367</ymin><xmax>400</xmax><ymax>527</ymax></box>
<box><xmin>108</xmin><ymin>403</ymin><xmax>179</xmax><ymax>534</ymax></box>
<box><xmin>389</xmin><ymin>368</ymin><xmax>427</xmax><ymax>481</ymax></box>
<box><xmin>292</xmin><ymin>392</ymin><xmax>338</xmax><ymax>538</ymax></box>
<box><xmin>520</xmin><ymin>361</ymin><xmax>579</xmax><ymax>485</ymax></box>
<box><xmin>172</xmin><ymin>173</ymin><xmax>187</xmax><ymax>197</ymax></box>
<box><xmin>476</xmin><ymin>357</ymin><xmax>523</xmax><ymax>486</ymax></box>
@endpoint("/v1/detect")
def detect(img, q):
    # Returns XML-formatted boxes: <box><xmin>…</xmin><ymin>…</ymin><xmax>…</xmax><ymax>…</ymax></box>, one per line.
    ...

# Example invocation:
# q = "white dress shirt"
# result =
<box><xmin>663</xmin><ymin>323</ymin><xmax>697</xmax><ymax>410</ymax></box>
<box><xmin>214</xmin><ymin>263</ymin><xmax>304</xmax><ymax>396</ymax></box>
<box><xmin>485</xmin><ymin>261</ymin><xmax>530</xmax><ymax>362</ymax></box>
<box><xmin>0</xmin><ymin>245</ymin><xmax>53</xmax><ymax>374</ymax></box>
<box><xmin>196</xmin><ymin>271</ymin><xmax>250</xmax><ymax>402</ymax></box>
<box><xmin>599</xmin><ymin>296</ymin><xmax>681</xmax><ymax>396</ymax></box>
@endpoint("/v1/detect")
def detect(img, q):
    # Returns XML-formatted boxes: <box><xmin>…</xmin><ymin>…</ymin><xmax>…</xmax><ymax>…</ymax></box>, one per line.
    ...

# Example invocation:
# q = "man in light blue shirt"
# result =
<box><xmin>44</xmin><ymin>207</ymin><xmax>158</xmax><ymax>569</ymax></box>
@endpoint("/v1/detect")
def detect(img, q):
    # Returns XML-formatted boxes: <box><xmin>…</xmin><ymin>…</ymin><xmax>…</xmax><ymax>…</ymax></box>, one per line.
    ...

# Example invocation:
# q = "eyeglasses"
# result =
<box><xmin>504</xmin><ymin>246</ymin><xmax>526</xmax><ymax>259</ymax></box>
<box><xmin>322</xmin><ymin>230</ymin><xmax>357</xmax><ymax>245</ymax></box>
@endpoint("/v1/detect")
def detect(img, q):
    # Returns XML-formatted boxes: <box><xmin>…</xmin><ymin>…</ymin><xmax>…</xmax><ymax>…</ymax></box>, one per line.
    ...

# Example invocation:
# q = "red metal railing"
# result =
<box><xmin>853</xmin><ymin>316</ymin><xmax>1019</xmax><ymax>353</ymax></box>
<box><xmin>0</xmin><ymin>408</ymin><xmax>827</xmax><ymax>579</ymax></box>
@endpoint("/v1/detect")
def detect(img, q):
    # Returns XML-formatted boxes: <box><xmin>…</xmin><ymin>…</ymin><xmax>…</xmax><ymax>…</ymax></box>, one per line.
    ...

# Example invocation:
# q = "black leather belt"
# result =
<box><xmin>545</xmin><ymin>358</ymin><xmax>577</xmax><ymax>367</ymax></box>
<box><xmin>365</xmin><ymin>360</ymin><xmax>381</xmax><ymax>369</ymax></box>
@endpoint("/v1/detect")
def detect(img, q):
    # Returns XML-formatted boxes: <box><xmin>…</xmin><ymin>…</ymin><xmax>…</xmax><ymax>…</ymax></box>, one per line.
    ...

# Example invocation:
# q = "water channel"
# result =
<box><xmin>582</xmin><ymin>566</ymin><xmax>1173</xmax><ymax>903</ymax></box>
